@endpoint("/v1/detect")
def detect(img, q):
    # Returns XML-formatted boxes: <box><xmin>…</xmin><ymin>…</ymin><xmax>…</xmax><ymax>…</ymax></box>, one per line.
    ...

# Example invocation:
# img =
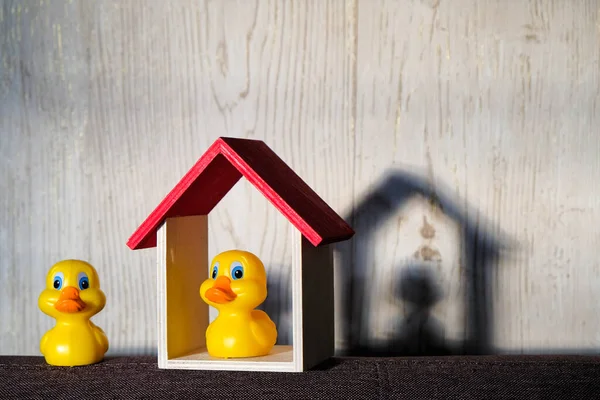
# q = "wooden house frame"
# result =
<box><xmin>127</xmin><ymin>137</ymin><xmax>354</xmax><ymax>372</ymax></box>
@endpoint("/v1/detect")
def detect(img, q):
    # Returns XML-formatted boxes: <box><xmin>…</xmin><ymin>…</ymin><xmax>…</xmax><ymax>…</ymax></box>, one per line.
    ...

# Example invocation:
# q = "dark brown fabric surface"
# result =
<box><xmin>1</xmin><ymin>355</ymin><xmax>599</xmax><ymax>399</ymax></box>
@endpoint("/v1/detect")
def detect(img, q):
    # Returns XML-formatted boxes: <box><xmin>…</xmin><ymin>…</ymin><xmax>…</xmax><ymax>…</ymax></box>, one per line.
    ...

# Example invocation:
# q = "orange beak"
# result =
<box><xmin>205</xmin><ymin>276</ymin><xmax>237</xmax><ymax>304</ymax></box>
<box><xmin>54</xmin><ymin>286</ymin><xmax>86</xmax><ymax>313</ymax></box>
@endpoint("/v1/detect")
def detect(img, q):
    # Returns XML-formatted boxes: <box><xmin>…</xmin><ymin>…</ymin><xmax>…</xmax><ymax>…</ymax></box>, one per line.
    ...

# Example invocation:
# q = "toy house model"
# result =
<box><xmin>127</xmin><ymin>137</ymin><xmax>354</xmax><ymax>372</ymax></box>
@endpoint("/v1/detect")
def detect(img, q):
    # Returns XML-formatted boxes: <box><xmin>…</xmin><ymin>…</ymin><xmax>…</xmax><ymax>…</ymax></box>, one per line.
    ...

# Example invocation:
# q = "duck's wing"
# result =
<box><xmin>250</xmin><ymin>310</ymin><xmax>277</xmax><ymax>348</ymax></box>
<box><xmin>92</xmin><ymin>324</ymin><xmax>109</xmax><ymax>353</ymax></box>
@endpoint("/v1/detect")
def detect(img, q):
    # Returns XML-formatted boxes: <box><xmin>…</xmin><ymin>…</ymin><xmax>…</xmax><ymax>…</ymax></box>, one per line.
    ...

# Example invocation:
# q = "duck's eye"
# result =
<box><xmin>52</xmin><ymin>272</ymin><xmax>64</xmax><ymax>290</ymax></box>
<box><xmin>230</xmin><ymin>262</ymin><xmax>244</xmax><ymax>280</ymax></box>
<box><xmin>211</xmin><ymin>262</ymin><xmax>219</xmax><ymax>279</ymax></box>
<box><xmin>77</xmin><ymin>272</ymin><xmax>90</xmax><ymax>290</ymax></box>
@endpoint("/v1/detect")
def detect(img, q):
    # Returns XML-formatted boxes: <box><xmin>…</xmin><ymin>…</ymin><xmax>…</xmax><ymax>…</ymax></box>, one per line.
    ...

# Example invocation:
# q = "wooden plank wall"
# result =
<box><xmin>1</xmin><ymin>0</ymin><xmax>599</xmax><ymax>356</ymax></box>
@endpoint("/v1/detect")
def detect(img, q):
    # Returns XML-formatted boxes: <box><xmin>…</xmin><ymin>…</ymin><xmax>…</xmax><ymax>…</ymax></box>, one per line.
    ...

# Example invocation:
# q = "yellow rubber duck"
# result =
<box><xmin>199</xmin><ymin>250</ymin><xmax>277</xmax><ymax>358</ymax></box>
<box><xmin>38</xmin><ymin>259</ymin><xmax>109</xmax><ymax>366</ymax></box>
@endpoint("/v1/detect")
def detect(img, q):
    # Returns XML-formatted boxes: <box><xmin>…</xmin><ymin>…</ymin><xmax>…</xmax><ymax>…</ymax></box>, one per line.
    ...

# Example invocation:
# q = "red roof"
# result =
<box><xmin>127</xmin><ymin>137</ymin><xmax>354</xmax><ymax>250</ymax></box>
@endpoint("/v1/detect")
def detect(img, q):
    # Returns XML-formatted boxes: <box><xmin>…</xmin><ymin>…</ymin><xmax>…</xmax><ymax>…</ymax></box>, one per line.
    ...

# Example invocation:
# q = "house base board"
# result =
<box><xmin>162</xmin><ymin>345</ymin><xmax>298</xmax><ymax>372</ymax></box>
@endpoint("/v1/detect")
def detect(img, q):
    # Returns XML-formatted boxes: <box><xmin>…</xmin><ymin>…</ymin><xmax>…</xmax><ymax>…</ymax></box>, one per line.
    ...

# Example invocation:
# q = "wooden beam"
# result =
<box><xmin>157</xmin><ymin>215</ymin><xmax>209</xmax><ymax>366</ymax></box>
<box><xmin>300</xmin><ymin>236</ymin><xmax>335</xmax><ymax>370</ymax></box>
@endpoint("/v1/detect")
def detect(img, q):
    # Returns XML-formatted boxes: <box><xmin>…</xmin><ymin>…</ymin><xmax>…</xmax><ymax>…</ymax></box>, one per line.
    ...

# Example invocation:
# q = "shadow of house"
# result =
<box><xmin>337</xmin><ymin>168</ymin><xmax>514</xmax><ymax>356</ymax></box>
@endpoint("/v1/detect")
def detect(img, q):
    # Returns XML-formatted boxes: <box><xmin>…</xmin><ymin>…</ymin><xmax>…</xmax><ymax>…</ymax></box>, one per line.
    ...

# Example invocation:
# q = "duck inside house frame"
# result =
<box><xmin>127</xmin><ymin>137</ymin><xmax>354</xmax><ymax>372</ymax></box>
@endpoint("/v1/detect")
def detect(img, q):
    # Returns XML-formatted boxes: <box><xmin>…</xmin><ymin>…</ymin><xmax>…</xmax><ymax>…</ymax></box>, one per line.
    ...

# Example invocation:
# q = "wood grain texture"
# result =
<box><xmin>349</xmin><ymin>0</ymin><xmax>600</xmax><ymax>354</ymax></box>
<box><xmin>1</xmin><ymin>0</ymin><xmax>599</xmax><ymax>356</ymax></box>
